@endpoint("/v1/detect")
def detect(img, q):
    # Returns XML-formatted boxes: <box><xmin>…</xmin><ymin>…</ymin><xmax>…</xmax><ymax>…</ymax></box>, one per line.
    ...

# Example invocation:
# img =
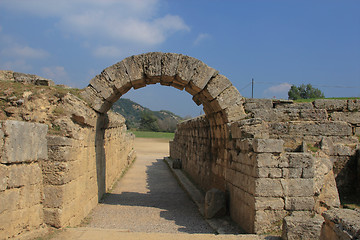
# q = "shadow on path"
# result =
<box><xmin>100</xmin><ymin>159</ymin><xmax>214</xmax><ymax>234</ymax></box>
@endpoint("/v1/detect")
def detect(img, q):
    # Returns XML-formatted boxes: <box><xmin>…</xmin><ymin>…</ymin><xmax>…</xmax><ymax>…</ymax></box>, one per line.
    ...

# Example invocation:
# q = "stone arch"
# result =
<box><xmin>81</xmin><ymin>52</ymin><xmax>246</xmax><ymax>125</ymax></box>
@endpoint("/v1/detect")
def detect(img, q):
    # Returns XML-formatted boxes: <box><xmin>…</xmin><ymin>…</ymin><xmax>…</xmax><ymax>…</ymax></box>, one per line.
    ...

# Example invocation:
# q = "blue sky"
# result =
<box><xmin>0</xmin><ymin>0</ymin><xmax>359</xmax><ymax>117</ymax></box>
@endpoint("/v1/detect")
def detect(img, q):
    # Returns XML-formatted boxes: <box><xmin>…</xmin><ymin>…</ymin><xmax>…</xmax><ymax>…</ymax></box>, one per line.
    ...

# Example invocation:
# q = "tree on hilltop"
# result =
<box><xmin>288</xmin><ymin>84</ymin><xmax>324</xmax><ymax>100</ymax></box>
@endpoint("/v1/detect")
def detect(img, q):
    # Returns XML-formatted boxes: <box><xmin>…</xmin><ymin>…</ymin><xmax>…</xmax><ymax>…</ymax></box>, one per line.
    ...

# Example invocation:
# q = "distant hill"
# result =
<box><xmin>111</xmin><ymin>98</ymin><xmax>182</xmax><ymax>132</ymax></box>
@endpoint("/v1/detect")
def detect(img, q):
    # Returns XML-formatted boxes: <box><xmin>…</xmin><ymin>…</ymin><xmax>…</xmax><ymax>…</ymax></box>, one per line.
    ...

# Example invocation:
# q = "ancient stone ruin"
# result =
<box><xmin>1</xmin><ymin>52</ymin><xmax>360</xmax><ymax>239</ymax></box>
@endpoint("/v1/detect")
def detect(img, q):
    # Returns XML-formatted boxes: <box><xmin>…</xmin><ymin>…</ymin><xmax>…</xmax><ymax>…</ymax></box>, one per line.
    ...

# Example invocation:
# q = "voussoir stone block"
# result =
<box><xmin>160</xmin><ymin>53</ymin><xmax>180</xmax><ymax>85</ymax></box>
<box><xmin>202</xmin><ymin>74</ymin><xmax>232</xmax><ymax>101</ymax></box>
<box><xmin>1</xmin><ymin>120</ymin><xmax>48</xmax><ymax>163</ymax></box>
<box><xmin>144</xmin><ymin>52</ymin><xmax>163</xmax><ymax>84</ymax></box>
<box><xmin>185</xmin><ymin>61</ymin><xmax>218</xmax><ymax>95</ymax></box>
<box><xmin>174</xmin><ymin>55</ymin><xmax>200</xmax><ymax>90</ymax></box>
<box><xmin>253</xmin><ymin>139</ymin><xmax>284</xmax><ymax>153</ymax></box>
<box><xmin>282</xmin><ymin>214</ymin><xmax>324</xmax><ymax>240</ymax></box>
<box><xmin>122</xmin><ymin>54</ymin><xmax>146</xmax><ymax>89</ymax></box>
<box><xmin>103</xmin><ymin>61</ymin><xmax>132</xmax><ymax>95</ymax></box>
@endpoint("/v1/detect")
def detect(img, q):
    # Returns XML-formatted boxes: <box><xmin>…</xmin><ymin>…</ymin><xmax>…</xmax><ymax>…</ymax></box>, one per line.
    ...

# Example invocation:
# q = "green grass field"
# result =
<box><xmin>294</xmin><ymin>97</ymin><xmax>359</xmax><ymax>103</ymax></box>
<box><xmin>130</xmin><ymin>131</ymin><xmax>175</xmax><ymax>139</ymax></box>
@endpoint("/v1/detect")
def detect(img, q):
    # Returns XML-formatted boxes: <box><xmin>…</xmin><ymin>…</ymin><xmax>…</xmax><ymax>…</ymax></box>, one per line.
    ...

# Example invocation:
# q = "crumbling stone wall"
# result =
<box><xmin>170</xmin><ymin>98</ymin><xmax>360</xmax><ymax>234</ymax></box>
<box><xmin>0</xmin><ymin>120</ymin><xmax>48</xmax><ymax>239</ymax></box>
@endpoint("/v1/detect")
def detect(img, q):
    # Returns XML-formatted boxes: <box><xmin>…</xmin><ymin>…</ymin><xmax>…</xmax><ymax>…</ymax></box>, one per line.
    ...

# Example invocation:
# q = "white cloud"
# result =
<box><xmin>0</xmin><ymin>60</ymin><xmax>32</xmax><ymax>72</ymax></box>
<box><xmin>2</xmin><ymin>45</ymin><xmax>49</xmax><ymax>59</ymax></box>
<box><xmin>93</xmin><ymin>46</ymin><xmax>123</xmax><ymax>58</ymax></box>
<box><xmin>42</xmin><ymin>66</ymin><xmax>69</xmax><ymax>84</ymax></box>
<box><xmin>1</xmin><ymin>0</ymin><xmax>190</xmax><ymax>49</ymax></box>
<box><xmin>194</xmin><ymin>33</ymin><xmax>211</xmax><ymax>45</ymax></box>
<box><xmin>264</xmin><ymin>83</ymin><xmax>292</xmax><ymax>99</ymax></box>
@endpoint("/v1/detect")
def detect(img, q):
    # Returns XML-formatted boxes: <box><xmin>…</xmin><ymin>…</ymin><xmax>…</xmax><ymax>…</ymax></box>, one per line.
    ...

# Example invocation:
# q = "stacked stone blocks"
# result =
<box><xmin>0</xmin><ymin>120</ymin><xmax>48</xmax><ymax>239</ymax></box>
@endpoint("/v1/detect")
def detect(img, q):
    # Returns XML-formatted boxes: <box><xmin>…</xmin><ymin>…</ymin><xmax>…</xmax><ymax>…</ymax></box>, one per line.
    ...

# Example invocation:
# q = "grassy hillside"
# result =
<box><xmin>111</xmin><ymin>98</ymin><xmax>182</xmax><ymax>132</ymax></box>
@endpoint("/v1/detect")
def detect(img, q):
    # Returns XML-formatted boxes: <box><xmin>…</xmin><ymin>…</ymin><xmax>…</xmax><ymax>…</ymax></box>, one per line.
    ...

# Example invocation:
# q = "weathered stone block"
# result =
<box><xmin>331</xmin><ymin>112</ymin><xmax>360</xmax><ymax>125</ymax></box>
<box><xmin>253</xmin><ymin>139</ymin><xmax>284</xmax><ymax>153</ymax></box>
<box><xmin>204</xmin><ymin>188</ymin><xmax>226</xmax><ymax>219</ymax></box>
<box><xmin>285</xmin><ymin>197</ymin><xmax>315</xmax><ymax>210</ymax></box>
<box><xmin>321</xmin><ymin>208</ymin><xmax>360</xmax><ymax>240</ymax></box>
<box><xmin>89</xmin><ymin>74</ymin><xmax>116</xmax><ymax>101</ymax></box>
<box><xmin>282</xmin><ymin>214</ymin><xmax>324</xmax><ymax>240</ymax></box>
<box><xmin>160</xmin><ymin>53</ymin><xmax>180</xmax><ymax>85</ymax></box>
<box><xmin>257</xmin><ymin>167</ymin><xmax>282</xmax><ymax>178</ymax></box>
<box><xmin>281</xmin><ymin>179</ymin><xmax>314</xmax><ymax>197</ymax></box>
<box><xmin>187</xmin><ymin>61</ymin><xmax>218</xmax><ymax>94</ymax></box>
<box><xmin>348</xmin><ymin>99</ymin><xmax>360</xmax><ymax>112</ymax></box>
<box><xmin>174</xmin><ymin>55</ymin><xmax>200</xmax><ymax>89</ymax></box>
<box><xmin>143</xmin><ymin>52</ymin><xmax>163</xmax><ymax>83</ymax></box>
<box><xmin>289</xmin><ymin>121</ymin><xmax>352</xmax><ymax>136</ymax></box>
<box><xmin>1</xmin><ymin>121</ymin><xmax>48</xmax><ymax>163</ymax></box>
<box><xmin>281</xmin><ymin>152</ymin><xmax>313</xmax><ymax>168</ymax></box>
<box><xmin>282</xmin><ymin>168</ymin><xmax>302</xmax><ymax>178</ymax></box>
<box><xmin>254</xmin><ymin>197</ymin><xmax>284</xmax><ymax>210</ymax></box>
<box><xmin>244</xmin><ymin>99</ymin><xmax>273</xmax><ymax>112</ymax></box>
<box><xmin>254</xmin><ymin>209</ymin><xmax>287</xmax><ymax>234</ymax></box>
<box><xmin>122</xmin><ymin>54</ymin><xmax>146</xmax><ymax>89</ymax></box>
<box><xmin>7</xmin><ymin>163</ymin><xmax>42</xmax><ymax>188</ymax></box>
<box><xmin>314</xmin><ymin>99</ymin><xmax>347</xmax><ymax>111</ymax></box>
<box><xmin>0</xmin><ymin>164</ymin><xmax>7</xmax><ymax>191</ymax></box>
<box><xmin>255</xmin><ymin>178</ymin><xmax>283</xmax><ymax>197</ymax></box>
<box><xmin>202</xmin><ymin>74</ymin><xmax>232</xmax><ymax>101</ymax></box>
<box><xmin>255</xmin><ymin>153</ymin><xmax>278</xmax><ymax>167</ymax></box>
<box><xmin>275</xmin><ymin>102</ymin><xmax>314</xmax><ymax>109</ymax></box>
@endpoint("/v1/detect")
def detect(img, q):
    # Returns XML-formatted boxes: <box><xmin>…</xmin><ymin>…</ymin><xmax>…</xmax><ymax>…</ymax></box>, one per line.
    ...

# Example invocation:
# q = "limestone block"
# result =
<box><xmin>254</xmin><ymin>197</ymin><xmax>284</xmax><ymax>210</ymax></box>
<box><xmin>257</xmin><ymin>167</ymin><xmax>282</xmax><ymax>178</ymax></box>
<box><xmin>280</xmin><ymin>152</ymin><xmax>313</xmax><ymax>168</ymax></box>
<box><xmin>253</xmin><ymin>139</ymin><xmax>284</xmax><ymax>153</ymax></box>
<box><xmin>7</xmin><ymin>163</ymin><xmax>42</xmax><ymax>188</ymax></box>
<box><xmin>302</xmin><ymin>167</ymin><xmax>314</xmax><ymax>178</ymax></box>
<box><xmin>282</xmin><ymin>168</ymin><xmax>302</xmax><ymax>178</ymax></box>
<box><xmin>348</xmin><ymin>99</ymin><xmax>360</xmax><ymax>112</ymax></box>
<box><xmin>333</xmin><ymin>143</ymin><xmax>356</xmax><ymax>156</ymax></box>
<box><xmin>89</xmin><ymin>74</ymin><xmax>117</xmax><ymax>102</ymax></box>
<box><xmin>331</xmin><ymin>112</ymin><xmax>360</xmax><ymax>125</ymax></box>
<box><xmin>174</xmin><ymin>55</ymin><xmax>200</xmax><ymax>89</ymax></box>
<box><xmin>0</xmin><ymin>164</ymin><xmax>7</xmax><ymax>191</ymax></box>
<box><xmin>255</xmin><ymin>153</ymin><xmax>278</xmax><ymax>167</ymax></box>
<box><xmin>254</xmin><ymin>209</ymin><xmax>287</xmax><ymax>234</ymax></box>
<box><xmin>105</xmin><ymin>111</ymin><xmax>126</xmax><ymax>129</ymax></box>
<box><xmin>204</xmin><ymin>188</ymin><xmax>226</xmax><ymax>219</ymax></box>
<box><xmin>289</xmin><ymin>121</ymin><xmax>352</xmax><ymax>136</ymax></box>
<box><xmin>222</xmin><ymin>103</ymin><xmax>247</xmax><ymax>123</ymax></box>
<box><xmin>281</xmin><ymin>179</ymin><xmax>314</xmax><ymax>197</ymax></box>
<box><xmin>122</xmin><ymin>54</ymin><xmax>146</xmax><ymax>89</ymax></box>
<box><xmin>62</xmin><ymin>93</ymin><xmax>98</xmax><ymax>127</ymax></box>
<box><xmin>186</xmin><ymin>61</ymin><xmax>218</xmax><ymax>94</ymax></box>
<box><xmin>47</xmin><ymin>135</ymin><xmax>76</xmax><ymax>147</ymax></box>
<box><xmin>275</xmin><ymin>102</ymin><xmax>314</xmax><ymax>109</ymax></box>
<box><xmin>202</xmin><ymin>74</ymin><xmax>232</xmax><ymax>101</ymax></box>
<box><xmin>103</xmin><ymin>61</ymin><xmax>132</xmax><ymax>95</ymax></box>
<box><xmin>143</xmin><ymin>52</ymin><xmax>163</xmax><ymax>83</ymax></box>
<box><xmin>211</xmin><ymin>86</ymin><xmax>243</xmax><ymax>112</ymax></box>
<box><xmin>320</xmin><ymin>137</ymin><xmax>334</xmax><ymax>155</ymax></box>
<box><xmin>282</xmin><ymin>214</ymin><xmax>324</xmax><ymax>240</ymax></box>
<box><xmin>299</xmin><ymin>109</ymin><xmax>328</xmax><ymax>121</ymax></box>
<box><xmin>160</xmin><ymin>53</ymin><xmax>180</xmax><ymax>85</ymax></box>
<box><xmin>285</xmin><ymin>197</ymin><xmax>315</xmax><ymax>210</ymax></box>
<box><xmin>321</xmin><ymin>208</ymin><xmax>360</xmax><ymax>240</ymax></box>
<box><xmin>0</xmin><ymin>188</ymin><xmax>20</xmax><ymax>214</ymax></box>
<box><xmin>1</xmin><ymin>121</ymin><xmax>48</xmax><ymax>163</ymax></box>
<box><xmin>244</xmin><ymin>99</ymin><xmax>273</xmax><ymax>112</ymax></box>
<box><xmin>255</xmin><ymin>178</ymin><xmax>283</xmax><ymax>197</ymax></box>
<box><xmin>314</xmin><ymin>99</ymin><xmax>347</xmax><ymax>111</ymax></box>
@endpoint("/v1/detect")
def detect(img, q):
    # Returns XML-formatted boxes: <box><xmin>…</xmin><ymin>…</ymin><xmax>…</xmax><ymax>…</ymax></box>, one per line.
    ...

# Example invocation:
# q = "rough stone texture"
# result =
<box><xmin>204</xmin><ymin>188</ymin><xmax>227</xmax><ymax>219</ymax></box>
<box><xmin>81</xmin><ymin>52</ymin><xmax>246</xmax><ymax>123</ymax></box>
<box><xmin>0</xmin><ymin>120</ymin><xmax>48</xmax><ymax>163</ymax></box>
<box><xmin>282</xmin><ymin>214</ymin><xmax>324</xmax><ymax>240</ymax></box>
<box><xmin>0</xmin><ymin>70</ymin><xmax>55</xmax><ymax>86</ymax></box>
<box><xmin>314</xmin><ymin>99</ymin><xmax>348</xmax><ymax>111</ymax></box>
<box><xmin>0</xmin><ymin>120</ymin><xmax>48</xmax><ymax>239</ymax></box>
<box><xmin>321</xmin><ymin>208</ymin><xmax>360</xmax><ymax>240</ymax></box>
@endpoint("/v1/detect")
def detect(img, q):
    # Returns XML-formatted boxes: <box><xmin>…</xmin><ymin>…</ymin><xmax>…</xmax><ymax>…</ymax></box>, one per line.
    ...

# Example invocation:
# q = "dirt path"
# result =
<box><xmin>83</xmin><ymin>138</ymin><xmax>214</xmax><ymax>234</ymax></box>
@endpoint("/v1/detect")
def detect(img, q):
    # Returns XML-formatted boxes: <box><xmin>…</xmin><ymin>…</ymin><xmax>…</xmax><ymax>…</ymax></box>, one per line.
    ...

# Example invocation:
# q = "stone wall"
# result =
<box><xmin>42</xmin><ymin>110</ymin><xmax>135</xmax><ymax>228</ymax></box>
<box><xmin>170</xmin><ymin>98</ymin><xmax>360</xmax><ymax>234</ymax></box>
<box><xmin>0</xmin><ymin>120</ymin><xmax>48</xmax><ymax>239</ymax></box>
<box><xmin>0</xmin><ymin>99</ymin><xmax>135</xmax><ymax>238</ymax></box>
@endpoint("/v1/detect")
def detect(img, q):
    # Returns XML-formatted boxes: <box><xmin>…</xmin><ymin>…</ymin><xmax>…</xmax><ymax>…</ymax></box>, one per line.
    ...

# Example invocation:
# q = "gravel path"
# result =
<box><xmin>85</xmin><ymin>138</ymin><xmax>215</xmax><ymax>234</ymax></box>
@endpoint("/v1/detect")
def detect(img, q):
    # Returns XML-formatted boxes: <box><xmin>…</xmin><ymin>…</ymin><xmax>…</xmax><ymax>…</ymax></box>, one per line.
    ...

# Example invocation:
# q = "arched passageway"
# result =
<box><xmin>81</xmin><ymin>52</ymin><xmax>246</xmax><ymax>125</ymax></box>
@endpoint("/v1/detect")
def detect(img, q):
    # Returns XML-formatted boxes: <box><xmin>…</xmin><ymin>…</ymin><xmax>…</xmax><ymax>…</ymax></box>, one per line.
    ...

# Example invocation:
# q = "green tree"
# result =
<box><xmin>139</xmin><ymin>111</ymin><xmax>160</xmax><ymax>132</ymax></box>
<box><xmin>288</xmin><ymin>84</ymin><xmax>324</xmax><ymax>100</ymax></box>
